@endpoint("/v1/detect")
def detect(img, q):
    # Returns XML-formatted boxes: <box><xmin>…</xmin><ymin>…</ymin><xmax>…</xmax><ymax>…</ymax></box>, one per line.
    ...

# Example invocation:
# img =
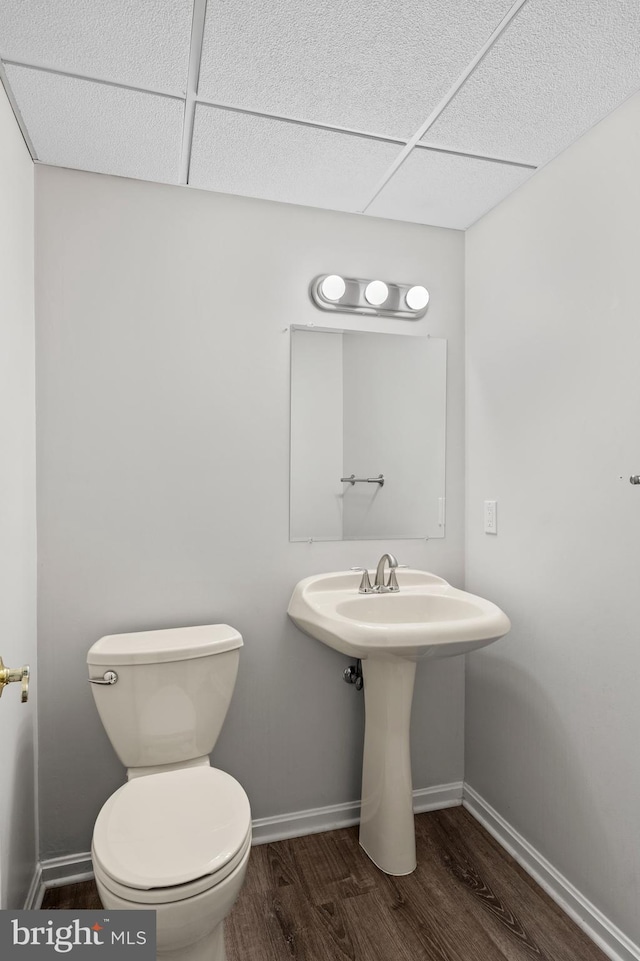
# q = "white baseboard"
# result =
<box><xmin>463</xmin><ymin>784</ymin><xmax>640</xmax><ymax>961</ymax></box>
<box><xmin>31</xmin><ymin>851</ymin><xmax>94</xmax><ymax>907</ymax></box>
<box><xmin>251</xmin><ymin>780</ymin><xmax>463</xmax><ymax>845</ymax></box>
<box><xmin>23</xmin><ymin>863</ymin><xmax>43</xmax><ymax>910</ymax></box>
<box><xmin>413</xmin><ymin>781</ymin><xmax>464</xmax><ymax>814</ymax></box>
<box><xmin>41</xmin><ymin>851</ymin><xmax>94</xmax><ymax>886</ymax></box>
<box><xmin>251</xmin><ymin>797</ymin><xmax>360</xmax><ymax>845</ymax></box>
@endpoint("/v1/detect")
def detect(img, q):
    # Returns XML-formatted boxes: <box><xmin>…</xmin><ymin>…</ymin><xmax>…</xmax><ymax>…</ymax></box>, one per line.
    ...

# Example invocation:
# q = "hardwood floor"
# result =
<box><xmin>42</xmin><ymin>807</ymin><xmax>608</xmax><ymax>961</ymax></box>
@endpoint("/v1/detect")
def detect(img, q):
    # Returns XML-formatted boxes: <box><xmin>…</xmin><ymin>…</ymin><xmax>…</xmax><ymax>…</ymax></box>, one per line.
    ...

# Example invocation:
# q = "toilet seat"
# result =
<box><xmin>92</xmin><ymin>766</ymin><xmax>251</xmax><ymax>900</ymax></box>
<box><xmin>92</xmin><ymin>831</ymin><xmax>251</xmax><ymax>905</ymax></box>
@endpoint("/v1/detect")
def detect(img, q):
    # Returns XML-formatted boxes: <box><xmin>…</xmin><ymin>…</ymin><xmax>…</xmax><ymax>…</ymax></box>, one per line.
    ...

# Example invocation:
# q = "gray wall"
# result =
<box><xmin>466</xmin><ymin>90</ymin><xmax>640</xmax><ymax>943</ymax></box>
<box><xmin>0</xmin><ymin>80</ymin><xmax>37</xmax><ymax>907</ymax></box>
<box><xmin>35</xmin><ymin>166</ymin><xmax>466</xmax><ymax>860</ymax></box>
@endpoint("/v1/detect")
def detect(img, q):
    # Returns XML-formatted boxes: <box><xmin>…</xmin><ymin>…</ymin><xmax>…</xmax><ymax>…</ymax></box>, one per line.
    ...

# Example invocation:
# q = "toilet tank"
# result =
<box><xmin>87</xmin><ymin>624</ymin><xmax>242</xmax><ymax>770</ymax></box>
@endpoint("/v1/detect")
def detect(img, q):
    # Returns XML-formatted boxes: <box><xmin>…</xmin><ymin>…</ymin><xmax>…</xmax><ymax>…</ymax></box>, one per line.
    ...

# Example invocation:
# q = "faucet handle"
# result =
<box><xmin>387</xmin><ymin>568</ymin><xmax>400</xmax><ymax>592</ymax></box>
<box><xmin>350</xmin><ymin>568</ymin><xmax>374</xmax><ymax>593</ymax></box>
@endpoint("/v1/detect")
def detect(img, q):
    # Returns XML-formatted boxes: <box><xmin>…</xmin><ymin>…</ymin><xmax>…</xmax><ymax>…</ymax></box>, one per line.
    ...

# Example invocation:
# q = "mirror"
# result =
<box><xmin>290</xmin><ymin>327</ymin><xmax>446</xmax><ymax>541</ymax></box>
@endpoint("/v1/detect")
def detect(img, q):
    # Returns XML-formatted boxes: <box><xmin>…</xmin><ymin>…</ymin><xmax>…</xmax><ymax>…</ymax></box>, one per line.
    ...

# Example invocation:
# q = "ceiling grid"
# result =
<box><xmin>1</xmin><ymin>0</ymin><xmax>639</xmax><ymax>229</ymax></box>
<box><xmin>359</xmin><ymin>0</ymin><xmax>530</xmax><ymax>213</ymax></box>
<box><xmin>179</xmin><ymin>0</ymin><xmax>208</xmax><ymax>184</ymax></box>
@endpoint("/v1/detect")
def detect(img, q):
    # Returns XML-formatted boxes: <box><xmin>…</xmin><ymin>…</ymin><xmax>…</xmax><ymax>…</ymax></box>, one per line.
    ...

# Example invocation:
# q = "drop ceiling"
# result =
<box><xmin>1</xmin><ymin>0</ymin><xmax>639</xmax><ymax>230</ymax></box>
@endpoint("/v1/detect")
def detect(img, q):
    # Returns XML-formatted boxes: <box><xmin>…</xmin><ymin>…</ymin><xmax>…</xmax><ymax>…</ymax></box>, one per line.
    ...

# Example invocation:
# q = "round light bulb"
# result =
<box><xmin>364</xmin><ymin>280</ymin><xmax>389</xmax><ymax>306</ymax></box>
<box><xmin>320</xmin><ymin>274</ymin><xmax>346</xmax><ymax>301</ymax></box>
<box><xmin>405</xmin><ymin>285</ymin><xmax>429</xmax><ymax>311</ymax></box>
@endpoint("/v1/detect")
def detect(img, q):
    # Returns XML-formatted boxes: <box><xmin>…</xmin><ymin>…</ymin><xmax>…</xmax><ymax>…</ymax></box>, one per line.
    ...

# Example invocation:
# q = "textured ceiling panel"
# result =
<box><xmin>189</xmin><ymin>105</ymin><xmax>402</xmax><ymax>212</ymax></box>
<box><xmin>197</xmin><ymin>0</ymin><xmax>516</xmax><ymax>140</ymax></box>
<box><xmin>422</xmin><ymin>0</ymin><xmax>640</xmax><ymax>165</ymax></box>
<box><xmin>2</xmin><ymin>1</ymin><xmax>637</xmax><ymax>230</ymax></box>
<box><xmin>0</xmin><ymin>0</ymin><xmax>193</xmax><ymax>93</ymax></box>
<box><xmin>366</xmin><ymin>147</ymin><xmax>533</xmax><ymax>229</ymax></box>
<box><xmin>5</xmin><ymin>65</ymin><xmax>184</xmax><ymax>183</ymax></box>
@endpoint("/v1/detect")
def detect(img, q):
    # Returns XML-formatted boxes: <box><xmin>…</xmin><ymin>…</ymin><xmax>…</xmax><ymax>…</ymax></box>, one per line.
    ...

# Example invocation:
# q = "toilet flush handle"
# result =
<box><xmin>89</xmin><ymin>671</ymin><xmax>118</xmax><ymax>685</ymax></box>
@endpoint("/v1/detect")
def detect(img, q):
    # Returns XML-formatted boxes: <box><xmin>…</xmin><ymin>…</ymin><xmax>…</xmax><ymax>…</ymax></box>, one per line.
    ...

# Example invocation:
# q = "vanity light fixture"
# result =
<box><xmin>310</xmin><ymin>275</ymin><xmax>430</xmax><ymax>320</ymax></box>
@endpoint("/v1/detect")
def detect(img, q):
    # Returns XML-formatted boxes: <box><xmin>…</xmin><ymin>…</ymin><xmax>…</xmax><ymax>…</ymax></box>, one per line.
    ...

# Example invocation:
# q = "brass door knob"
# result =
<box><xmin>0</xmin><ymin>657</ymin><xmax>30</xmax><ymax>703</ymax></box>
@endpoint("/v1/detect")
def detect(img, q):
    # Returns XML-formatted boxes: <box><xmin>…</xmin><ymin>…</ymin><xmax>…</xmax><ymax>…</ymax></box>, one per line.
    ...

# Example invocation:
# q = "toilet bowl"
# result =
<box><xmin>87</xmin><ymin>625</ymin><xmax>252</xmax><ymax>961</ymax></box>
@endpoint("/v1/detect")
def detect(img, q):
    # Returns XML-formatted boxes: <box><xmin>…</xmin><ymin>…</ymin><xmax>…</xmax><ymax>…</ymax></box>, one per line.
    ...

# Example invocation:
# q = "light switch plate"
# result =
<box><xmin>484</xmin><ymin>500</ymin><xmax>497</xmax><ymax>534</ymax></box>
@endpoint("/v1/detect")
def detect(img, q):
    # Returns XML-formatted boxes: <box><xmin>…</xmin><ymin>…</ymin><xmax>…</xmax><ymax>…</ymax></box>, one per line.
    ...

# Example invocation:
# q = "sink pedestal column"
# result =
<box><xmin>359</xmin><ymin>656</ymin><xmax>417</xmax><ymax>875</ymax></box>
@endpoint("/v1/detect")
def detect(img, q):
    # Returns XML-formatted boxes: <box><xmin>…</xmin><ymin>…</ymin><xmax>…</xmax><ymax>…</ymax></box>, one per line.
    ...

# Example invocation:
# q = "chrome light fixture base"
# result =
<box><xmin>310</xmin><ymin>275</ymin><xmax>429</xmax><ymax>320</ymax></box>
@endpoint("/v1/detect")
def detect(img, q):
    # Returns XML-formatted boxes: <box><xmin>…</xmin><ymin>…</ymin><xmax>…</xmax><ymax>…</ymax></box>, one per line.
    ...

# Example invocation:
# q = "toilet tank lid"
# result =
<box><xmin>87</xmin><ymin>624</ymin><xmax>243</xmax><ymax>666</ymax></box>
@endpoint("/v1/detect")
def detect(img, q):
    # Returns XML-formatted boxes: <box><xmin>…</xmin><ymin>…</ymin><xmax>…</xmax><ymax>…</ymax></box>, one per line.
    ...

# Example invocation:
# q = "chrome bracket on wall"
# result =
<box><xmin>340</xmin><ymin>473</ymin><xmax>385</xmax><ymax>487</ymax></box>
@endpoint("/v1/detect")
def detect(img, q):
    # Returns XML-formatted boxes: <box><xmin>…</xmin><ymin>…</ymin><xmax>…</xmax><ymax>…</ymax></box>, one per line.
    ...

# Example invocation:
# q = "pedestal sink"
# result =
<box><xmin>287</xmin><ymin>568</ymin><xmax>510</xmax><ymax>875</ymax></box>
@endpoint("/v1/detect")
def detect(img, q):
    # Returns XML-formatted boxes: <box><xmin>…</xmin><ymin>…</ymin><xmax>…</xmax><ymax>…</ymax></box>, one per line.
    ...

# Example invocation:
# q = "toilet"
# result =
<box><xmin>87</xmin><ymin>624</ymin><xmax>251</xmax><ymax>961</ymax></box>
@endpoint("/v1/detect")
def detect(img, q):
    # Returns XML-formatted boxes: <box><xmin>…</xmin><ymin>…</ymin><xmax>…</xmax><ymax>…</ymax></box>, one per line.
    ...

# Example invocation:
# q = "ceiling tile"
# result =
<box><xmin>366</xmin><ymin>147</ymin><xmax>534</xmax><ymax>229</ymax></box>
<box><xmin>0</xmin><ymin>0</ymin><xmax>193</xmax><ymax>93</ymax></box>
<box><xmin>422</xmin><ymin>0</ymin><xmax>640</xmax><ymax>165</ymax></box>
<box><xmin>189</xmin><ymin>105</ymin><xmax>402</xmax><ymax>212</ymax></box>
<box><xmin>5</xmin><ymin>65</ymin><xmax>184</xmax><ymax>183</ymax></box>
<box><xmin>197</xmin><ymin>0</ymin><xmax>516</xmax><ymax>140</ymax></box>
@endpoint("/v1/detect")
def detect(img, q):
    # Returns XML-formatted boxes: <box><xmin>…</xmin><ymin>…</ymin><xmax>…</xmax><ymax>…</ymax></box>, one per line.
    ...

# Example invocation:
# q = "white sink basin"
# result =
<box><xmin>287</xmin><ymin>569</ymin><xmax>510</xmax><ymax>660</ymax></box>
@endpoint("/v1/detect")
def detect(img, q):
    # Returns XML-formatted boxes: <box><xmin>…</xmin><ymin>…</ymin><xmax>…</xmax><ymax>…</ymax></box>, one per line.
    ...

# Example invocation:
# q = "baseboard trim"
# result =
<box><xmin>463</xmin><ymin>784</ymin><xmax>640</xmax><ymax>961</ymax></box>
<box><xmin>251</xmin><ymin>780</ymin><xmax>464</xmax><ymax>845</ymax></box>
<box><xmin>413</xmin><ymin>781</ymin><xmax>464</xmax><ymax>814</ymax></box>
<box><xmin>27</xmin><ymin>852</ymin><xmax>94</xmax><ymax>911</ymax></box>
<box><xmin>24</xmin><ymin>863</ymin><xmax>43</xmax><ymax>910</ymax></box>
<box><xmin>41</xmin><ymin>852</ymin><xmax>94</xmax><ymax>887</ymax></box>
<box><xmin>251</xmin><ymin>797</ymin><xmax>360</xmax><ymax>845</ymax></box>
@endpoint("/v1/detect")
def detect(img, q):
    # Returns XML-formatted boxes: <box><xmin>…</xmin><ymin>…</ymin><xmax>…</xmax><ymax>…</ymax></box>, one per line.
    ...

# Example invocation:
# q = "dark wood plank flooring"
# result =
<box><xmin>42</xmin><ymin>807</ymin><xmax>607</xmax><ymax>961</ymax></box>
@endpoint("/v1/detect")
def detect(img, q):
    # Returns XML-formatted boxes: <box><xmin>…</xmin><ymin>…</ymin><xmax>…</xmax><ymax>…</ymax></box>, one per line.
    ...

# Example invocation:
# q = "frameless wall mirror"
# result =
<box><xmin>290</xmin><ymin>327</ymin><xmax>446</xmax><ymax>541</ymax></box>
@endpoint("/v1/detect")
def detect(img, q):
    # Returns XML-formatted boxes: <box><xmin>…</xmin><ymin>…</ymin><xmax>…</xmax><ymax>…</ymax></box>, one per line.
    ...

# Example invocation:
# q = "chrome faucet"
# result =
<box><xmin>352</xmin><ymin>554</ymin><xmax>401</xmax><ymax>593</ymax></box>
<box><xmin>374</xmin><ymin>553</ymin><xmax>399</xmax><ymax>593</ymax></box>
